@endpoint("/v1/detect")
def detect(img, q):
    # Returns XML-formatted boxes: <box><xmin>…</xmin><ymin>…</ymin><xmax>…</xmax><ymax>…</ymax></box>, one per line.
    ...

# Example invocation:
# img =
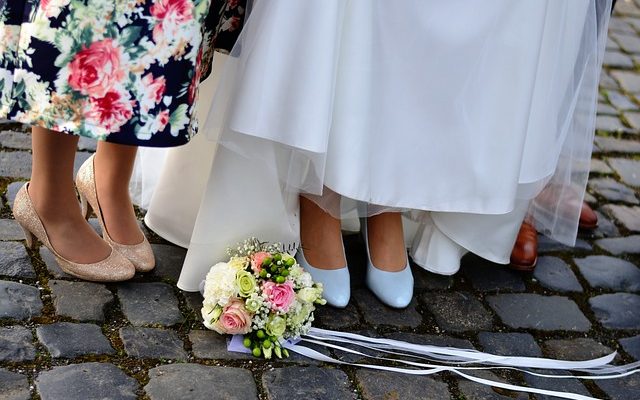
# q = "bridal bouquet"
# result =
<box><xmin>201</xmin><ymin>238</ymin><xmax>326</xmax><ymax>359</ymax></box>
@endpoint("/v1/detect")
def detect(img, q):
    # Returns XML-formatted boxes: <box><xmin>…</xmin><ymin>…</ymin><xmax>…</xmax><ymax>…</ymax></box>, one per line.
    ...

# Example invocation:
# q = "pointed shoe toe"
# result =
<box><xmin>297</xmin><ymin>250</ymin><xmax>350</xmax><ymax>308</ymax></box>
<box><xmin>366</xmin><ymin>263</ymin><xmax>414</xmax><ymax>309</ymax></box>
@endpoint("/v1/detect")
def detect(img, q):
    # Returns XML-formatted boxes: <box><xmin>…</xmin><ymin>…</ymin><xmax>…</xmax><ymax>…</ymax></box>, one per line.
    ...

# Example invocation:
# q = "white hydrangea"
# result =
<box><xmin>203</xmin><ymin>262</ymin><xmax>241</xmax><ymax>307</ymax></box>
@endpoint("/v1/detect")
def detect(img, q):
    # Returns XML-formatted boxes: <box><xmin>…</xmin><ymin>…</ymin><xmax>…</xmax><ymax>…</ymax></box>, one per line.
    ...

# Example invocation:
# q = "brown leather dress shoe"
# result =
<box><xmin>509</xmin><ymin>221</ymin><xmax>538</xmax><ymax>272</ymax></box>
<box><xmin>578</xmin><ymin>201</ymin><xmax>598</xmax><ymax>230</ymax></box>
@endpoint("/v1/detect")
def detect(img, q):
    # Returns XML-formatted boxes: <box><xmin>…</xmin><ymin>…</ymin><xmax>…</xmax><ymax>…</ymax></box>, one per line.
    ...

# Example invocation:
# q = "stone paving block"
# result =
<box><xmin>487</xmin><ymin>294</ymin><xmax>590</xmax><ymax>331</ymax></box>
<box><xmin>461</xmin><ymin>258</ymin><xmax>525</xmax><ymax>292</ymax></box>
<box><xmin>0</xmin><ymin>281</ymin><xmax>43</xmax><ymax>320</ymax></box>
<box><xmin>262</xmin><ymin>367</ymin><xmax>356</xmax><ymax>400</ymax></box>
<box><xmin>36</xmin><ymin>322</ymin><xmax>114</xmax><ymax>358</ymax></box>
<box><xmin>478</xmin><ymin>332</ymin><xmax>542</xmax><ymax>357</ymax></box>
<box><xmin>0</xmin><ymin>152</ymin><xmax>31</xmax><ymax>179</ymax></box>
<box><xmin>589</xmin><ymin>177</ymin><xmax>639</xmax><ymax>204</ymax></box>
<box><xmin>182</xmin><ymin>291</ymin><xmax>204</xmax><ymax>322</ymax></box>
<box><xmin>590</xmin><ymin>158</ymin><xmax>613</xmax><ymax>174</ymax></box>
<box><xmin>40</xmin><ymin>248</ymin><xmax>72</xmax><ymax>279</ymax></box>
<box><xmin>608</xmin><ymin>90</ymin><xmax>638</xmax><ymax>109</ymax></box>
<box><xmin>353</xmin><ymin>289</ymin><xmax>422</xmax><ymax>328</ymax></box>
<box><xmin>5</xmin><ymin>181</ymin><xmax>23</xmax><ymax>207</ymax></box>
<box><xmin>595</xmin><ymin>115</ymin><xmax>628</xmax><ymax>132</ymax></box>
<box><xmin>600</xmin><ymin>71</ymin><xmax>620</xmax><ymax>89</ymax></box>
<box><xmin>623</xmin><ymin>111</ymin><xmax>640</xmax><ymax>130</ymax></box>
<box><xmin>73</xmin><ymin>152</ymin><xmax>92</xmax><ymax>176</ymax></box>
<box><xmin>412</xmin><ymin>265</ymin><xmax>454</xmax><ymax>290</ymax></box>
<box><xmin>524</xmin><ymin>369</ymin><xmax>592</xmax><ymax>400</ymax></box>
<box><xmin>355</xmin><ymin>369</ymin><xmax>449</xmax><ymax>400</ymax></box>
<box><xmin>590</xmin><ymin>293</ymin><xmax>640</xmax><ymax>329</ymax></box>
<box><xmin>77</xmin><ymin>136</ymin><xmax>97</xmax><ymax>152</ymax></box>
<box><xmin>596</xmin><ymin>375</ymin><xmax>640</xmax><ymax>400</ymax></box>
<box><xmin>150</xmin><ymin>244</ymin><xmax>186</xmax><ymax>281</ymax></box>
<box><xmin>583</xmin><ymin>191</ymin><xmax>598</xmax><ymax>204</ymax></box>
<box><xmin>145</xmin><ymin>364</ymin><xmax>257</xmax><ymax>400</ymax></box>
<box><xmin>0</xmin><ymin>131</ymin><xmax>30</xmax><ymax>150</ymax></box>
<box><xmin>49</xmin><ymin>280</ymin><xmax>114</xmax><ymax>321</ymax></box>
<box><xmin>611</xmin><ymin>69</ymin><xmax>640</xmax><ymax>92</ymax></box>
<box><xmin>593</xmin><ymin>210</ymin><xmax>622</xmax><ymax>238</ymax></box>
<box><xmin>0</xmin><ymin>219</ymin><xmax>26</xmax><ymax>241</ymax></box>
<box><xmin>422</xmin><ymin>292</ymin><xmax>493</xmax><ymax>332</ymax></box>
<box><xmin>0</xmin><ymin>326</ymin><xmax>35</xmax><ymax>362</ymax></box>
<box><xmin>0</xmin><ymin>368</ymin><xmax>30</xmax><ymax>400</ymax></box>
<box><xmin>605</xmin><ymin>51</ymin><xmax>635</xmax><ymax>68</ymax></box>
<box><xmin>36</xmin><ymin>363</ymin><xmax>138</xmax><ymax>400</ymax></box>
<box><xmin>608</xmin><ymin>157</ymin><xmax>640</xmax><ymax>186</ymax></box>
<box><xmin>117</xmin><ymin>282</ymin><xmax>183</xmax><ymax>326</ymax></box>
<box><xmin>0</xmin><ymin>242</ymin><xmax>35</xmax><ymax>278</ymax></box>
<box><xmin>533</xmin><ymin>256</ymin><xmax>583</xmax><ymax>293</ymax></box>
<box><xmin>615</xmin><ymin>2</ymin><xmax>640</xmax><ymax>17</ymax></box>
<box><xmin>594</xmin><ymin>135</ymin><xmax>640</xmax><ymax>153</ymax></box>
<box><xmin>314</xmin><ymin>302</ymin><xmax>361</xmax><ymax>330</ymax></box>
<box><xmin>457</xmin><ymin>371</ymin><xmax>528</xmax><ymax>400</ymax></box>
<box><xmin>188</xmin><ymin>330</ymin><xmax>253</xmax><ymax>360</ymax></box>
<box><xmin>610</xmin><ymin>17</ymin><xmax>637</xmax><ymax>34</ymax></box>
<box><xmin>575</xmin><ymin>255</ymin><xmax>640</xmax><ymax>291</ymax></box>
<box><xmin>613</xmin><ymin>32</ymin><xmax>640</xmax><ymax>53</ymax></box>
<box><xmin>544</xmin><ymin>338</ymin><xmax>613</xmax><ymax>361</ymax></box>
<box><xmin>607</xmin><ymin>37</ymin><xmax>621</xmax><ymax>51</ymax></box>
<box><xmin>620</xmin><ymin>335</ymin><xmax>640</xmax><ymax>360</ymax></box>
<box><xmin>596</xmin><ymin>235</ymin><xmax>640</xmax><ymax>254</ymax></box>
<box><xmin>119</xmin><ymin>327</ymin><xmax>187</xmax><ymax>360</ymax></box>
<box><xmin>597</xmin><ymin>102</ymin><xmax>618</xmax><ymax>115</ymax></box>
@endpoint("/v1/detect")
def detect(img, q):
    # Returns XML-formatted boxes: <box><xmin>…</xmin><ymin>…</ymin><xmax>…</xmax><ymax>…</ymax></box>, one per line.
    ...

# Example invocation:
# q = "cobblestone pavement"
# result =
<box><xmin>2</xmin><ymin>6</ymin><xmax>640</xmax><ymax>400</ymax></box>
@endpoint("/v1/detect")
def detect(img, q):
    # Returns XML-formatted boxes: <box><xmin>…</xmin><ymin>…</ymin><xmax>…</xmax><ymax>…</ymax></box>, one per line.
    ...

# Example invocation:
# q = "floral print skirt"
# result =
<box><xmin>0</xmin><ymin>0</ymin><xmax>244</xmax><ymax>147</ymax></box>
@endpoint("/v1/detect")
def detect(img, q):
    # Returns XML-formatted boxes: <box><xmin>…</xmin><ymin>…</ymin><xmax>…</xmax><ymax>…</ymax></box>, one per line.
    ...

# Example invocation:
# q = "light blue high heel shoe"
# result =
<box><xmin>296</xmin><ymin>248</ymin><xmax>350</xmax><ymax>308</ymax></box>
<box><xmin>363</xmin><ymin>219</ymin><xmax>414</xmax><ymax>309</ymax></box>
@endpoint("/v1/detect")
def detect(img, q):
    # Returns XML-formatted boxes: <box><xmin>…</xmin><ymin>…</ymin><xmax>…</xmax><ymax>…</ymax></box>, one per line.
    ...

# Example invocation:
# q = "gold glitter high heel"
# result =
<box><xmin>13</xmin><ymin>183</ymin><xmax>135</xmax><ymax>282</ymax></box>
<box><xmin>76</xmin><ymin>155</ymin><xmax>156</xmax><ymax>272</ymax></box>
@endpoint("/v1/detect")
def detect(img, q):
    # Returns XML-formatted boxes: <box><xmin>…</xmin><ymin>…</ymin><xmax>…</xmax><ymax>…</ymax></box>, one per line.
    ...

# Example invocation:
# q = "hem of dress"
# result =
<box><xmin>7</xmin><ymin>117</ymin><xmax>193</xmax><ymax>148</ymax></box>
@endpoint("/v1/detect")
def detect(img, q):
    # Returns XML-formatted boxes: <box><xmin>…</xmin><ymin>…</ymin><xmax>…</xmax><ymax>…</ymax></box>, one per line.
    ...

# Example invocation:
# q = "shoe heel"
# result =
<box><xmin>19</xmin><ymin>223</ymin><xmax>36</xmax><ymax>249</ymax></box>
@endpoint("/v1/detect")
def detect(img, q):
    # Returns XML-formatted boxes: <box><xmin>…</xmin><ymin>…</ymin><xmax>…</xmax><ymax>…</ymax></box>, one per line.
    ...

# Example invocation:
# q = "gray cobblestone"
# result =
<box><xmin>5</xmin><ymin>181</ymin><xmax>22</xmax><ymax>207</ymax></box>
<box><xmin>593</xmin><ymin>210</ymin><xmax>622</xmax><ymax>238</ymax></box>
<box><xmin>608</xmin><ymin>90</ymin><xmax>638</xmax><ymax>109</ymax></box>
<box><xmin>262</xmin><ymin>367</ymin><xmax>356</xmax><ymax>400</ymax></box>
<box><xmin>595</xmin><ymin>115</ymin><xmax>628</xmax><ymax>132</ymax></box>
<box><xmin>611</xmin><ymin>69</ymin><xmax>640</xmax><ymax>92</ymax></box>
<box><xmin>487</xmin><ymin>294</ymin><xmax>590</xmax><ymax>331</ymax></box>
<box><xmin>478</xmin><ymin>332</ymin><xmax>542</xmax><ymax>357</ymax></box>
<box><xmin>596</xmin><ymin>235</ymin><xmax>640</xmax><ymax>254</ymax></box>
<box><xmin>596</xmin><ymin>375</ymin><xmax>640</xmax><ymax>400</ymax></box>
<box><xmin>620</xmin><ymin>335</ymin><xmax>640</xmax><ymax>360</ymax></box>
<box><xmin>120</xmin><ymin>327</ymin><xmax>187</xmax><ymax>360</ymax></box>
<box><xmin>0</xmin><ymin>131</ymin><xmax>30</xmax><ymax>150</ymax></box>
<box><xmin>623</xmin><ymin>111</ymin><xmax>640</xmax><ymax>130</ymax></box>
<box><xmin>353</xmin><ymin>289</ymin><xmax>422</xmax><ymax>328</ymax></box>
<box><xmin>612</xmin><ymin>32</ymin><xmax>640</xmax><ymax>53</ymax></box>
<box><xmin>0</xmin><ymin>326</ymin><xmax>35</xmax><ymax>362</ymax></box>
<box><xmin>575</xmin><ymin>255</ymin><xmax>640</xmax><ymax>291</ymax></box>
<box><xmin>0</xmin><ymin>152</ymin><xmax>31</xmax><ymax>179</ymax></box>
<box><xmin>145</xmin><ymin>364</ymin><xmax>258</xmax><ymax>400</ymax></box>
<box><xmin>461</xmin><ymin>258</ymin><xmax>525</xmax><ymax>292</ymax></box>
<box><xmin>597</xmin><ymin>102</ymin><xmax>618</xmax><ymax>115</ymax></box>
<box><xmin>150</xmin><ymin>244</ymin><xmax>186</xmax><ymax>281</ymax></box>
<box><xmin>0</xmin><ymin>219</ymin><xmax>26</xmax><ymax>241</ymax></box>
<box><xmin>49</xmin><ymin>280</ymin><xmax>114</xmax><ymax>321</ymax></box>
<box><xmin>40</xmin><ymin>248</ymin><xmax>72</xmax><ymax>279</ymax></box>
<box><xmin>117</xmin><ymin>282</ymin><xmax>183</xmax><ymax>326</ymax></box>
<box><xmin>594</xmin><ymin>136</ymin><xmax>640</xmax><ymax>153</ymax></box>
<box><xmin>590</xmin><ymin>158</ymin><xmax>613</xmax><ymax>174</ymax></box>
<box><xmin>356</xmin><ymin>369</ymin><xmax>449</xmax><ymax>400</ymax></box>
<box><xmin>188</xmin><ymin>330</ymin><xmax>253</xmax><ymax>361</ymax></box>
<box><xmin>524</xmin><ymin>370</ymin><xmax>592</xmax><ymax>400</ymax></box>
<box><xmin>0</xmin><ymin>281</ymin><xmax>42</xmax><ymax>320</ymax></box>
<box><xmin>422</xmin><ymin>292</ymin><xmax>493</xmax><ymax>332</ymax></box>
<box><xmin>412</xmin><ymin>266</ymin><xmax>454</xmax><ymax>290</ymax></box>
<box><xmin>0</xmin><ymin>368</ymin><xmax>30</xmax><ymax>400</ymax></box>
<box><xmin>544</xmin><ymin>338</ymin><xmax>613</xmax><ymax>361</ymax></box>
<box><xmin>314</xmin><ymin>302</ymin><xmax>361</xmax><ymax>330</ymax></box>
<box><xmin>36</xmin><ymin>363</ymin><xmax>138</xmax><ymax>400</ymax></box>
<box><xmin>589</xmin><ymin>177</ymin><xmax>639</xmax><ymax>204</ymax></box>
<box><xmin>533</xmin><ymin>257</ymin><xmax>583</xmax><ymax>293</ymax></box>
<box><xmin>0</xmin><ymin>242</ymin><xmax>35</xmax><ymax>279</ymax></box>
<box><xmin>590</xmin><ymin>293</ymin><xmax>640</xmax><ymax>329</ymax></box>
<box><xmin>36</xmin><ymin>323</ymin><xmax>114</xmax><ymax>358</ymax></box>
<box><xmin>604</xmin><ymin>51</ymin><xmax>635</xmax><ymax>68</ymax></box>
<box><xmin>458</xmin><ymin>371</ymin><xmax>528</xmax><ymax>400</ymax></box>
<box><xmin>608</xmin><ymin>157</ymin><xmax>640</xmax><ymax>187</ymax></box>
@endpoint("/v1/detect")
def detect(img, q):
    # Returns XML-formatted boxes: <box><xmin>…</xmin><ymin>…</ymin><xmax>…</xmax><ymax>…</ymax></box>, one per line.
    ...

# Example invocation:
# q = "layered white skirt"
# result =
<box><xmin>132</xmin><ymin>0</ymin><xmax>610</xmax><ymax>291</ymax></box>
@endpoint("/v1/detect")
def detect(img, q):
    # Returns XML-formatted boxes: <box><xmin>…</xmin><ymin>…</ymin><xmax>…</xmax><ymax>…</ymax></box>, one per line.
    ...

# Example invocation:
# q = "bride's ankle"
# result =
<box><xmin>366</xmin><ymin>214</ymin><xmax>407</xmax><ymax>272</ymax></box>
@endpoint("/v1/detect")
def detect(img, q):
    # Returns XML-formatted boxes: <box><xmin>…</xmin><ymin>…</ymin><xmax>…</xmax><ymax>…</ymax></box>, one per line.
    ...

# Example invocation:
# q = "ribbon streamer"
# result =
<box><xmin>273</xmin><ymin>328</ymin><xmax>640</xmax><ymax>400</ymax></box>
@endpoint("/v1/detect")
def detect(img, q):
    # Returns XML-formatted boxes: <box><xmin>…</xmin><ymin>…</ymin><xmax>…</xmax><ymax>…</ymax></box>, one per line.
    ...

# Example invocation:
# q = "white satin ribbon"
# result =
<box><xmin>275</xmin><ymin>328</ymin><xmax>640</xmax><ymax>400</ymax></box>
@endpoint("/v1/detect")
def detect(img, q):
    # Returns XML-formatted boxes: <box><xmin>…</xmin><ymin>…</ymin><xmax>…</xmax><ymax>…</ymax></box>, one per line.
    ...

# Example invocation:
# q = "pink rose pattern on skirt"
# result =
<box><xmin>0</xmin><ymin>0</ymin><xmax>245</xmax><ymax>147</ymax></box>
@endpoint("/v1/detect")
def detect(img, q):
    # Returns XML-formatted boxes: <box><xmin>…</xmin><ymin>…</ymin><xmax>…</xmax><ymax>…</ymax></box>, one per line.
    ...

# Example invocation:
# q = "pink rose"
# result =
<box><xmin>68</xmin><ymin>39</ymin><xmax>124</xmax><ymax>98</ymax></box>
<box><xmin>141</xmin><ymin>73</ymin><xmax>166</xmax><ymax>112</ymax></box>
<box><xmin>250</xmin><ymin>252</ymin><xmax>271</xmax><ymax>273</ymax></box>
<box><xmin>84</xmin><ymin>90</ymin><xmax>135</xmax><ymax>133</ymax></box>
<box><xmin>262</xmin><ymin>281</ymin><xmax>295</xmax><ymax>313</ymax></box>
<box><xmin>213</xmin><ymin>299</ymin><xmax>252</xmax><ymax>335</ymax></box>
<box><xmin>188</xmin><ymin>47</ymin><xmax>203</xmax><ymax>104</ymax></box>
<box><xmin>151</xmin><ymin>0</ymin><xmax>194</xmax><ymax>41</ymax></box>
<box><xmin>156</xmin><ymin>110</ymin><xmax>170</xmax><ymax>132</ymax></box>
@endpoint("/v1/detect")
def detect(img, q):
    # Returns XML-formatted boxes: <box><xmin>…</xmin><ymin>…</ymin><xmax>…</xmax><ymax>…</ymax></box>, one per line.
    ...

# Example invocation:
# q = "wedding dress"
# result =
<box><xmin>132</xmin><ymin>0</ymin><xmax>610</xmax><ymax>292</ymax></box>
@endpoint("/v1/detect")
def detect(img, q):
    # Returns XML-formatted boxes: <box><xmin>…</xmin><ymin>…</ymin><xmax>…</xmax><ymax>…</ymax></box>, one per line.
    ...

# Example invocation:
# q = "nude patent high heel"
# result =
<box><xmin>76</xmin><ymin>155</ymin><xmax>156</xmax><ymax>272</ymax></box>
<box><xmin>13</xmin><ymin>183</ymin><xmax>135</xmax><ymax>282</ymax></box>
